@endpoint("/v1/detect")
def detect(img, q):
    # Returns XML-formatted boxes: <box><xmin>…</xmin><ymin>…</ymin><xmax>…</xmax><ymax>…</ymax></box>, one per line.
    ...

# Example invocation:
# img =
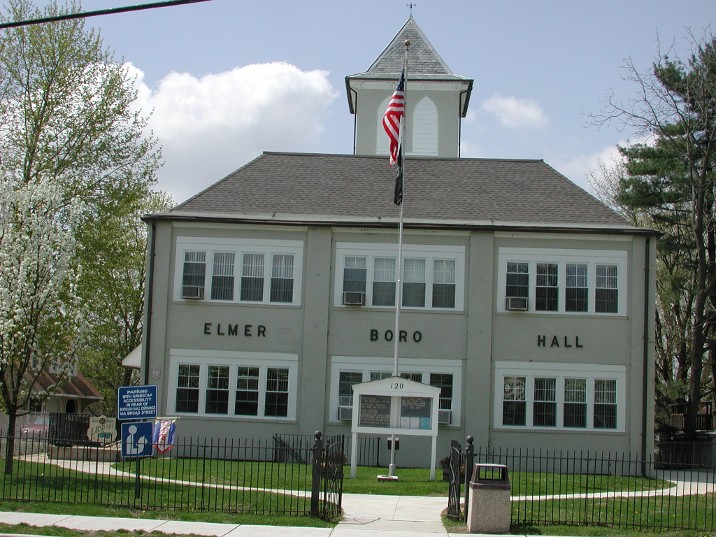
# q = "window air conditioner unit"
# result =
<box><xmin>438</xmin><ymin>409</ymin><xmax>452</xmax><ymax>424</ymax></box>
<box><xmin>338</xmin><ymin>406</ymin><xmax>353</xmax><ymax>421</ymax></box>
<box><xmin>505</xmin><ymin>296</ymin><xmax>528</xmax><ymax>311</ymax></box>
<box><xmin>182</xmin><ymin>285</ymin><xmax>204</xmax><ymax>299</ymax></box>
<box><xmin>342</xmin><ymin>291</ymin><xmax>365</xmax><ymax>306</ymax></box>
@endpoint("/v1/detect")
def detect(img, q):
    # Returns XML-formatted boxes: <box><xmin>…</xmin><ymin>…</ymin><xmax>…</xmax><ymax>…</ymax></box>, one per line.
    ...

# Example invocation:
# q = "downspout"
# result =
<box><xmin>458</xmin><ymin>89</ymin><xmax>468</xmax><ymax>158</ymax></box>
<box><xmin>641</xmin><ymin>236</ymin><xmax>651</xmax><ymax>465</ymax></box>
<box><xmin>143</xmin><ymin>221</ymin><xmax>157</xmax><ymax>386</ymax></box>
<box><xmin>350</xmin><ymin>87</ymin><xmax>358</xmax><ymax>155</ymax></box>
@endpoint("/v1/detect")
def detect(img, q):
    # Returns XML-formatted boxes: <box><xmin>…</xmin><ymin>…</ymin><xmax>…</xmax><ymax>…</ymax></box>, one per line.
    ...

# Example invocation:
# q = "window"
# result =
<box><xmin>271</xmin><ymin>254</ymin><xmax>294</xmax><ymax>303</ymax></box>
<box><xmin>235</xmin><ymin>367</ymin><xmax>259</xmax><ymax>416</ymax></box>
<box><xmin>566</xmin><ymin>263</ymin><xmax>588</xmax><ymax>312</ymax></box>
<box><xmin>495</xmin><ymin>362</ymin><xmax>624</xmax><ymax>431</ymax></box>
<box><xmin>533</xmin><ymin>378</ymin><xmax>556</xmax><ymax>427</ymax></box>
<box><xmin>206</xmin><ymin>366</ymin><xmax>229</xmax><ymax>414</ymax></box>
<box><xmin>344</xmin><ymin>256</ymin><xmax>367</xmax><ymax>294</ymax></box>
<box><xmin>432</xmin><ymin>259</ymin><xmax>456</xmax><ymax>308</ymax></box>
<box><xmin>265</xmin><ymin>368</ymin><xmax>289</xmax><ymax>417</ymax></box>
<box><xmin>241</xmin><ymin>253</ymin><xmax>264</xmax><ymax>301</ymax></box>
<box><xmin>373</xmin><ymin>258</ymin><xmax>396</xmax><ymax>306</ymax></box>
<box><xmin>563</xmin><ymin>378</ymin><xmax>586</xmax><ymax>428</ymax></box>
<box><xmin>502</xmin><ymin>377</ymin><xmax>526</xmax><ymax>426</ymax></box>
<box><xmin>170</xmin><ymin>351</ymin><xmax>297</xmax><ymax>420</ymax></box>
<box><xmin>175</xmin><ymin>237</ymin><xmax>303</xmax><ymax>305</ymax></box>
<box><xmin>506</xmin><ymin>262</ymin><xmax>529</xmax><ymax>301</ymax></box>
<box><xmin>498</xmin><ymin>248</ymin><xmax>626</xmax><ymax>315</ymax></box>
<box><xmin>339</xmin><ymin>372</ymin><xmax>363</xmax><ymax>408</ymax></box>
<box><xmin>182</xmin><ymin>252</ymin><xmax>206</xmax><ymax>296</ymax></box>
<box><xmin>335</xmin><ymin>243</ymin><xmax>465</xmax><ymax>311</ymax></box>
<box><xmin>594</xmin><ymin>379</ymin><xmax>617</xmax><ymax>428</ymax></box>
<box><xmin>430</xmin><ymin>373</ymin><xmax>453</xmax><ymax>411</ymax></box>
<box><xmin>536</xmin><ymin>263</ymin><xmax>558</xmax><ymax>311</ymax></box>
<box><xmin>403</xmin><ymin>259</ymin><xmax>426</xmax><ymax>307</ymax></box>
<box><xmin>176</xmin><ymin>364</ymin><xmax>200</xmax><ymax>413</ymax></box>
<box><xmin>211</xmin><ymin>253</ymin><xmax>235</xmax><ymax>300</ymax></box>
<box><xmin>596</xmin><ymin>265</ymin><xmax>618</xmax><ymax>313</ymax></box>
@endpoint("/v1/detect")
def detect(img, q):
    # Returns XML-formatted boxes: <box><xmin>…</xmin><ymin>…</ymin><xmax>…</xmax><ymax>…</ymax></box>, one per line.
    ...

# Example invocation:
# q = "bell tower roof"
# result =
<box><xmin>345</xmin><ymin>17</ymin><xmax>473</xmax><ymax>116</ymax></box>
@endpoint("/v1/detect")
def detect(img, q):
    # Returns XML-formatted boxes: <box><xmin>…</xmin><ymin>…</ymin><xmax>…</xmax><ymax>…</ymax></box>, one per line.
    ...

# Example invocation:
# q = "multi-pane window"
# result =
<box><xmin>206</xmin><ymin>366</ymin><xmax>229</xmax><ymax>414</ymax></box>
<box><xmin>496</xmin><ymin>364</ymin><xmax>622</xmax><ymax>431</ymax></box>
<box><xmin>176</xmin><ymin>364</ymin><xmax>200</xmax><ymax>413</ymax></box>
<box><xmin>502</xmin><ymin>377</ymin><xmax>526</xmax><ymax>426</ymax></box>
<box><xmin>563</xmin><ymin>378</ymin><xmax>587</xmax><ymax>428</ymax></box>
<box><xmin>235</xmin><ymin>367</ymin><xmax>259</xmax><ymax>416</ymax></box>
<box><xmin>594</xmin><ymin>379</ymin><xmax>617</xmax><ymax>429</ymax></box>
<box><xmin>339</xmin><ymin>372</ymin><xmax>363</xmax><ymax>408</ymax></box>
<box><xmin>270</xmin><ymin>254</ymin><xmax>294</xmax><ymax>303</ymax></box>
<box><xmin>343</xmin><ymin>256</ymin><xmax>367</xmax><ymax>294</ymax></box>
<box><xmin>403</xmin><ymin>259</ymin><xmax>426</xmax><ymax>307</ymax></box>
<box><xmin>506</xmin><ymin>262</ymin><xmax>529</xmax><ymax>301</ymax></box>
<box><xmin>432</xmin><ymin>259</ymin><xmax>456</xmax><ymax>308</ymax></box>
<box><xmin>265</xmin><ymin>368</ymin><xmax>289</xmax><ymax>417</ymax></box>
<box><xmin>211</xmin><ymin>253</ymin><xmax>235</xmax><ymax>300</ymax></box>
<box><xmin>336</xmin><ymin>243</ymin><xmax>465</xmax><ymax>311</ymax></box>
<box><xmin>565</xmin><ymin>263</ymin><xmax>588</xmax><ymax>312</ymax></box>
<box><xmin>182</xmin><ymin>252</ymin><xmax>206</xmax><ymax>297</ymax></box>
<box><xmin>596</xmin><ymin>265</ymin><xmax>618</xmax><ymax>313</ymax></box>
<box><xmin>536</xmin><ymin>263</ymin><xmax>558</xmax><ymax>311</ymax></box>
<box><xmin>241</xmin><ymin>253</ymin><xmax>264</xmax><ymax>301</ymax></box>
<box><xmin>533</xmin><ymin>378</ymin><xmax>556</xmax><ymax>426</ymax></box>
<box><xmin>177</xmin><ymin>238</ymin><xmax>302</xmax><ymax>305</ymax></box>
<box><xmin>172</xmin><ymin>360</ymin><xmax>295</xmax><ymax>419</ymax></box>
<box><xmin>334</xmin><ymin>365</ymin><xmax>460</xmax><ymax>425</ymax></box>
<box><xmin>373</xmin><ymin>258</ymin><xmax>396</xmax><ymax>306</ymax></box>
<box><xmin>500</xmin><ymin>249</ymin><xmax>625</xmax><ymax>315</ymax></box>
<box><xmin>430</xmin><ymin>373</ymin><xmax>454</xmax><ymax>411</ymax></box>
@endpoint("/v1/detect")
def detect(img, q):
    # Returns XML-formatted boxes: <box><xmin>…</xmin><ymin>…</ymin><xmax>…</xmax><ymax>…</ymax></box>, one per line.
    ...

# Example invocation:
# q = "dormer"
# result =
<box><xmin>345</xmin><ymin>17</ymin><xmax>473</xmax><ymax>159</ymax></box>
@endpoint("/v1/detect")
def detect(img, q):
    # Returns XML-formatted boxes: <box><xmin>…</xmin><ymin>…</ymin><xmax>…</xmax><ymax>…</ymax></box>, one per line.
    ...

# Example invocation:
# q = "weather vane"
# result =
<box><xmin>407</xmin><ymin>3</ymin><xmax>416</xmax><ymax>16</ymax></box>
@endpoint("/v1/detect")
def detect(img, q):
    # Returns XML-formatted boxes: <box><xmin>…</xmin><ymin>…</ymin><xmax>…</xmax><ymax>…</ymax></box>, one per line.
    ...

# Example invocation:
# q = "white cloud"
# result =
<box><xmin>550</xmin><ymin>145</ymin><xmax>624</xmax><ymax>191</ymax></box>
<box><xmin>480</xmin><ymin>93</ymin><xmax>548</xmax><ymax>129</ymax></box>
<box><xmin>130</xmin><ymin>62</ymin><xmax>338</xmax><ymax>203</ymax></box>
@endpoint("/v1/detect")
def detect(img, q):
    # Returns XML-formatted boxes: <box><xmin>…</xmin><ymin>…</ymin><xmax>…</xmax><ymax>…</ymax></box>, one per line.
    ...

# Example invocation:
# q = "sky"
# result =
<box><xmin>59</xmin><ymin>0</ymin><xmax>716</xmax><ymax>203</ymax></box>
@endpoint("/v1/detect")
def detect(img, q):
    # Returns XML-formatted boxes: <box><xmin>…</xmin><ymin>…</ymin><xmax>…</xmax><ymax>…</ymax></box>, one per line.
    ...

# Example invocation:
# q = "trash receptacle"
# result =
<box><xmin>467</xmin><ymin>463</ymin><xmax>510</xmax><ymax>534</ymax></box>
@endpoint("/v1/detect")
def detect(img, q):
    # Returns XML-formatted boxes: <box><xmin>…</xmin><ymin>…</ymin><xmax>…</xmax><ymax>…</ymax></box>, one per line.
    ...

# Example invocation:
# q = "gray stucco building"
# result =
<box><xmin>141</xmin><ymin>18</ymin><xmax>657</xmax><ymax>467</ymax></box>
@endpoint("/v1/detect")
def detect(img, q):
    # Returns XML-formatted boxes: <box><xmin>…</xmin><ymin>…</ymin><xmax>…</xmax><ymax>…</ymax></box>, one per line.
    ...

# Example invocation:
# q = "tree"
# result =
<box><xmin>77</xmin><ymin>191</ymin><xmax>172</xmax><ymax>416</ymax></box>
<box><xmin>594</xmin><ymin>33</ymin><xmax>716</xmax><ymax>440</ymax></box>
<box><xmin>0</xmin><ymin>174</ymin><xmax>86</xmax><ymax>474</ymax></box>
<box><xmin>0</xmin><ymin>0</ymin><xmax>162</xmax><ymax>424</ymax></box>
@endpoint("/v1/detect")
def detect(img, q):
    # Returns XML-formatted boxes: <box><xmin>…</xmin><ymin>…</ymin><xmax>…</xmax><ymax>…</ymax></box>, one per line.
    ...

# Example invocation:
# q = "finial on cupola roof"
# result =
<box><xmin>406</xmin><ymin>3</ymin><xmax>416</xmax><ymax>17</ymax></box>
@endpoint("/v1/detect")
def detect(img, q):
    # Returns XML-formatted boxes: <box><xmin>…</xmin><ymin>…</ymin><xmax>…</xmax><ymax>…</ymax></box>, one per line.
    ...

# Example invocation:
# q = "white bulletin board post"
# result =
<box><xmin>349</xmin><ymin>376</ymin><xmax>440</xmax><ymax>480</ymax></box>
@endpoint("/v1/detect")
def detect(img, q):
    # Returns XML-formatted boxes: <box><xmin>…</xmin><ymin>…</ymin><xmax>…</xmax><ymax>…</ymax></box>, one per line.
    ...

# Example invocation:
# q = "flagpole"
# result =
<box><xmin>389</xmin><ymin>39</ymin><xmax>409</xmax><ymax>479</ymax></box>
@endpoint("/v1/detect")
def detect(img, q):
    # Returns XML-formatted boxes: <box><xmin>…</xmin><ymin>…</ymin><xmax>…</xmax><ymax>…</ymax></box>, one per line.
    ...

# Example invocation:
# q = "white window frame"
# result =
<box><xmin>329</xmin><ymin>356</ymin><xmax>462</xmax><ymax>425</ymax></box>
<box><xmin>168</xmin><ymin>350</ymin><xmax>298</xmax><ymax>420</ymax></box>
<box><xmin>174</xmin><ymin>237</ymin><xmax>303</xmax><ymax>305</ymax></box>
<box><xmin>494</xmin><ymin>361</ymin><xmax>626</xmax><ymax>432</ymax></box>
<box><xmin>497</xmin><ymin>248</ymin><xmax>627</xmax><ymax>315</ymax></box>
<box><xmin>334</xmin><ymin>242</ymin><xmax>465</xmax><ymax>311</ymax></box>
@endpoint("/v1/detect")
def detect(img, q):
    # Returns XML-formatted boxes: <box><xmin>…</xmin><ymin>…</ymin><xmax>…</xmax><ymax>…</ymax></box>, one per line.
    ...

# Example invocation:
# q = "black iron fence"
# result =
<box><xmin>0</xmin><ymin>431</ymin><xmax>344</xmax><ymax>521</ymax></box>
<box><xmin>447</xmin><ymin>442</ymin><xmax>715</xmax><ymax>532</ymax></box>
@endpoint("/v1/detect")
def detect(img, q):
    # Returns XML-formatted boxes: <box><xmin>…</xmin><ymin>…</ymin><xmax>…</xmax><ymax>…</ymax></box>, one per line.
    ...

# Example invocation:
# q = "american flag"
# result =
<box><xmin>383</xmin><ymin>71</ymin><xmax>405</xmax><ymax>166</ymax></box>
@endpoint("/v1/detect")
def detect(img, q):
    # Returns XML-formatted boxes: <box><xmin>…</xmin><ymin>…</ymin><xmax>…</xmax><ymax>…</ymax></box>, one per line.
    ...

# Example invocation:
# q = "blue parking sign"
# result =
<box><xmin>121</xmin><ymin>422</ymin><xmax>154</xmax><ymax>458</ymax></box>
<box><xmin>118</xmin><ymin>385</ymin><xmax>157</xmax><ymax>420</ymax></box>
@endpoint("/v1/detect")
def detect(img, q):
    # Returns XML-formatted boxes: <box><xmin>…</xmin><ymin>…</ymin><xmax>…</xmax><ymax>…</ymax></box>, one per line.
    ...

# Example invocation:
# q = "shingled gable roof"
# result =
<box><xmin>157</xmin><ymin>152</ymin><xmax>645</xmax><ymax>234</ymax></box>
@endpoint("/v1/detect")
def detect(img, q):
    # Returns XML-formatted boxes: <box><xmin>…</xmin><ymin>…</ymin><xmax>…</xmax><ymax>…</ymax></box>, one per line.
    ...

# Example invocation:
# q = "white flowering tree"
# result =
<box><xmin>0</xmin><ymin>0</ymin><xmax>163</xmax><ymax>426</ymax></box>
<box><xmin>0</xmin><ymin>174</ymin><xmax>86</xmax><ymax>473</ymax></box>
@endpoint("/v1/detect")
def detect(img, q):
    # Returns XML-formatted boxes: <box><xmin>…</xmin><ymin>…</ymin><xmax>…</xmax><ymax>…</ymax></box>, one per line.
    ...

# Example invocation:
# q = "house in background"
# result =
<box><xmin>2</xmin><ymin>371</ymin><xmax>102</xmax><ymax>435</ymax></box>
<box><xmin>139</xmin><ymin>18</ymin><xmax>657</xmax><ymax>467</ymax></box>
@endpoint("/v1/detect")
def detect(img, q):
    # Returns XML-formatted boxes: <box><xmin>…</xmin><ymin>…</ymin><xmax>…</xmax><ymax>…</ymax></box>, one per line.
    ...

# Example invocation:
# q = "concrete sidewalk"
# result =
<box><xmin>0</xmin><ymin>492</ymin><xmax>580</xmax><ymax>537</ymax></box>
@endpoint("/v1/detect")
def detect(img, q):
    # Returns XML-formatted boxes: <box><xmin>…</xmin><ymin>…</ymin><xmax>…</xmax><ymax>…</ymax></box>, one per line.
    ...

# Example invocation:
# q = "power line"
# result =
<box><xmin>0</xmin><ymin>0</ymin><xmax>215</xmax><ymax>30</ymax></box>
